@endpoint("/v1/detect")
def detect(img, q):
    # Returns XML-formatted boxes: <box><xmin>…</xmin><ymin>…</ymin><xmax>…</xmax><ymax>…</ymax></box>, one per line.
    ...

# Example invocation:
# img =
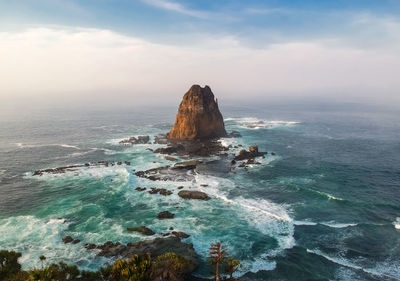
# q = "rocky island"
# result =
<box><xmin>167</xmin><ymin>85</ymin><xmax>227</xmax><ymax>140</ymax></box>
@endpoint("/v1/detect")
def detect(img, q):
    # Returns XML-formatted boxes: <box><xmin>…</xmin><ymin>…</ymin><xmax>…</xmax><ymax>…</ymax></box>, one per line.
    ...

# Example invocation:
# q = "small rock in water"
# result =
<box><xmin>127</xmin><ymin>226</ymin><xmax>155</xmax><ymax>236</ymax></box>
<box><xmin>72</xmin><ymin>239</ymin><xmax>81</xmax><ymax>244</ymax></box>
<box><xmin>178</xmin><ymin>190</ymin><xmax>211</xmax><ymax>201</ymax></box>
<box><xmin>135</xmin><ymin>187</ymin><xmax>147</xmax><ymax>191</ymax></box>
<box><xmin>62</xmin><ymin>236</ymin><xmax>73</xmax><ymax>244</ymax></box>
<box><xmin>157</xmin><ymin>211</ymin><xmax>175</xmax><ymax>219</ymax></box>
<box><xmin>148</xmin><ymin>188</ymin><xmax>172</xmax><ymax>196</ymax></box>
<box><xmin>119</xmin><ymin>136</ymin><xmax>150</xmax><ymax>145</ymax></box>
<box><xmin>85</xmin><ymin>243</ymin><xmax>96</xmax><ymax>250</ymax></box>
<box><xmin>177</xmin><ymin>186</ymin><xmax>184</xmax><ymax>189</ymax></box>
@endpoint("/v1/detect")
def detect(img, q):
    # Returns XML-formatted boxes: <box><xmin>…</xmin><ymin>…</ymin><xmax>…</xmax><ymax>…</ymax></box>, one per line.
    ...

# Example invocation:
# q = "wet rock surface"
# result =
<box><xmin>154</xmin><ymin>140</ymin><xmax>229</xmax><ymax>158</ymax></box>
<box><xmin>126</xmin><ymin>226</ymin><xmax>155</xmax><ymax>236</ymax></box>
<box><xmin>172</xmin><ymin>231</ymin><xmax>190</xmax><ymax>239</ymax></box>
<box><xmin>157</xmin><ymin>211</ymin><xmax>175</xmax><ymax>219</ymax></box>
<box><xmin>178</xmin><ymin>190</ymin><xmax>211</xmax><ymax>201</ymax></box>
<box><xmin>62</xmin><ymin>236</ymin><xmax>73</xmax><ymax>244</ymax></box>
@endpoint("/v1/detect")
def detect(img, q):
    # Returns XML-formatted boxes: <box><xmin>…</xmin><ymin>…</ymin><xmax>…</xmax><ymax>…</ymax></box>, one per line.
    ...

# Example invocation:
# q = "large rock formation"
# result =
<box><xmin>167</xmin><ymin>85</ymin><xmax>227</xmax><ymax>140</ymax></box>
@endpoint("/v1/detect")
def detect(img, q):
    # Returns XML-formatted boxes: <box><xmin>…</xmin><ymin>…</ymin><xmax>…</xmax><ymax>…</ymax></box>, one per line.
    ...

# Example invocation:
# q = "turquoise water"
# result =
<box><xmin>0</xmin><ymin>103</ymin><xmax>400</xmax><ymax>280</ymax></box>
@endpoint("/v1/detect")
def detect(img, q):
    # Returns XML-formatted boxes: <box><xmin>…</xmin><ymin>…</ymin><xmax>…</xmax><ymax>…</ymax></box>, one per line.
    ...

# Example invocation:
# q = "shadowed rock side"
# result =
<box><xmin>167</xmin><ymin>85</ymin><xmax>227</xmax><ymax>140</ymax></box>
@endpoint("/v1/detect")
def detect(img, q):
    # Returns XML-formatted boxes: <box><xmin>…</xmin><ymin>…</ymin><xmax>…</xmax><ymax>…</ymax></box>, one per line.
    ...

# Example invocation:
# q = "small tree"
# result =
<box><xmin>39</xmin><ymin>255</ymin><xmax>46</xmax><ymax>269</ymax></box>
<box><xmin>209</xmin><ymin>242</ymin><xmax>227</xmax><ymax>281</ymax></box>
<box><xmin>224</xmin><ymin>258</ymin><xmax>240</xmax><ymax>280</ymax></box>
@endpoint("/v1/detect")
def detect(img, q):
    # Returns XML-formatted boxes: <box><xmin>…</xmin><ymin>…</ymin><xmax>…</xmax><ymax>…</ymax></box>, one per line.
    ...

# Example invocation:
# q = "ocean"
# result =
<box><xmin>0</xmin><ymin>101</ymin><xmax>399</xmax><ymax>281</ymax></box>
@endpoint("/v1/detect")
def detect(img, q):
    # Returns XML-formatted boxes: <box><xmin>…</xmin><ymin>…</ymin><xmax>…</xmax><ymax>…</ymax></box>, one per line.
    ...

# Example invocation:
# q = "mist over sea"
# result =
<box><xmin>1</xmin><ymin>101</ymin><xmax>400</xmax><ymax>280</ymax></box>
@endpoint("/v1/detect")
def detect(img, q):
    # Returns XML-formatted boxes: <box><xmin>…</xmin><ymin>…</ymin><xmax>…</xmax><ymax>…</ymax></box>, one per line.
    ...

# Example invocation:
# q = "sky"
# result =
<box><xmin>0</xmin><ymin>0</ymin><xmax>400</xmax><ymax>108</ymax></box>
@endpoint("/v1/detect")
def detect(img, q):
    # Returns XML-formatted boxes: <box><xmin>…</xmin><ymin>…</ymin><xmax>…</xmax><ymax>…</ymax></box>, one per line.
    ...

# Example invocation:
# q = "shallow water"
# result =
<box><xmin>0</xmin><ymin>103</ymin><xmax>400</xmax><ymax>280</ymax></box>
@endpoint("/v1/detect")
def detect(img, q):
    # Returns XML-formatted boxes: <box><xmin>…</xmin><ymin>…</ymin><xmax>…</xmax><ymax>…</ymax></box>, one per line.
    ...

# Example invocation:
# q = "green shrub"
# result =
<box><xmin>110</xmin><ymin>254</ymin><xmax>152</xmax><ymax>281</ymax></box>
<box><xmin>29</xmin><ymin>262</ymin><xmax>80</xmax><ymax>281</ymax></box>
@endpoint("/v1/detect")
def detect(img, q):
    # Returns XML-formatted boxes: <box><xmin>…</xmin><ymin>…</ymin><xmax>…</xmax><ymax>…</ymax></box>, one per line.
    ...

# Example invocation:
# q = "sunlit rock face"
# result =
<box><xmin>167</xmin><ymin>85</ymin><xmax>227</xmax><ymax>140</ymax></box>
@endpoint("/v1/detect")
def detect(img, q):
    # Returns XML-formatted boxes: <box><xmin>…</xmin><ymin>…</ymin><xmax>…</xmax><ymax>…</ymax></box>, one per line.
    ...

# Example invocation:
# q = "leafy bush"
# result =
<box><xmin>110</xmin><ymin>254</ymin><xmax>152</xmax><ymax>281</ymax></box>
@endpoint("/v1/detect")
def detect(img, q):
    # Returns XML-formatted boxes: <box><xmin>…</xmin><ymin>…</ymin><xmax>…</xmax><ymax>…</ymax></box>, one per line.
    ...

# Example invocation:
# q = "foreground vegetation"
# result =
<box><xmin>0</xmin><ymin>243</ymin><xmax>241</xmax><ymax>281</ymax></box>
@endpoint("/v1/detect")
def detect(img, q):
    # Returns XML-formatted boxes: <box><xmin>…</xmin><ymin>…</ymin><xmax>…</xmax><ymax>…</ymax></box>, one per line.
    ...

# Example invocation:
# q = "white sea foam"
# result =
<box><xmin>307</xmin><ymin>249</ymin><xmax>399</xmax><ymax>279</ymax></box>
<box><xmin>320</xmin><ymin>222</ymin><xmax>358</xmax><ymax>228</ymax></box>
<box><xmin>46</xmin><ymin>218</ymin><xmax>67</xmax><ymax>224</ymax></box>
<box><xmin>15</xmin><ymin>143</ymin><xmax>80</xmax><ymax>150</ymax></box>
<box><xmin>312</xmin><ymin>189</ymin><xmax>344</xmax><ymax>201</ymax></box>
<box><xmin>393</xmin><ymin>218</ymin><xmax>400</xmax><ymax>230</ymax></box>
<box><xmin>225</xmin><ymin>117</ymin><xmax>300</xmax><ymax>130</ymax></box>
<box><xmin>194</xmin><ymin>174</ymin><xmax>294</xmax><ymax>256</ymax></box>
<box><xmin>0</xmin><ymin>215</ymin><xmax>100</xmax><ymax>270</ymax></box>
<box><xmin>294</xmin><ymin>220</ymin><xmax>358</xmax><ymax>229</ymax></box>
<box><xmin>294</xmin><ymin>220</ymin><xmax>318</xmax><ymax>226</ymax></box>
<box><xmin>59</xmin><ymin>144</ymin><xmax>80</xmax><ymax>150</ymax></box>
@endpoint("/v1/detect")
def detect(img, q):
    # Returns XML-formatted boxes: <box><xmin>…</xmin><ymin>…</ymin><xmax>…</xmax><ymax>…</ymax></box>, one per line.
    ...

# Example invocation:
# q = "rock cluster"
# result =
<box><xmin>167</xmin><ymin>85</ymin><xmax>226</xmax><ymax>140</ymax></box>
<box><xmin>62</xmin><ymin>235</ymin><xmax>80</xmax><ymax>244</ymax></box>
<box><xmin>119</xmin><ymin>136</ymin><xmax>150</xmax><ymax>145</ymax></box>
<box><xmin>234</xmin><ymin>146</ymin><xmax>266</xmax><ymax>161</ymax></box>
<box><xmin>33</xmin><ymin>161</ymin><xmax>130</xmax><ymax>176</ymax></box>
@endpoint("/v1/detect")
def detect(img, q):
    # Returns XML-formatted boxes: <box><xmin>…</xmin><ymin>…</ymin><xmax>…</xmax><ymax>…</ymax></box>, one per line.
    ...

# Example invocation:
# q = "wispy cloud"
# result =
<box><xmin>142</xmin><ymin>0</ymin><xmax>209</xmax><ymax>19</ymax></box>
<box><xmin>244</xmin><ymin>7</ymin><xmax>292</xmax><ymax>15</ymax></box>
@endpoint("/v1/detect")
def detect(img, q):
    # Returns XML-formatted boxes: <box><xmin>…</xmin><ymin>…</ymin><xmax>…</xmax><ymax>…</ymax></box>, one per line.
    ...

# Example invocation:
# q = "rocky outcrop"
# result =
<box><xmin>167</xmin><ymin>85</ymin><xmax>226</xmax><ymax>140</ymax></box>
<box><xmin>178</xmin><ymin>190</ymin><xmax>211</xmax><ymax>201</ymax></box>
<box><xmin>234</xmin><ymin>146</ymin><xmax>266</xmax><ymax>161</ymax></box>
<box><xmin>135</xmin><ymin>166</ymin><xmax>195</xmax><ymax>182</ymax></box>
<box><xmin>32</xmin><ymin>161</ymin><xmax>130</xmax><ymax>176</ymax></box>
<box><xmin>119</xmin><ymin>136</ymin><xmax>150</xmax><ymax>145</ymax></box>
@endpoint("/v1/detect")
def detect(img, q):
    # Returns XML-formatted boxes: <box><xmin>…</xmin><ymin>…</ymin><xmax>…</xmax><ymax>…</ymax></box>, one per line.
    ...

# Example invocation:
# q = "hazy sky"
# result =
<box><xmin>1</xmin><ymin>0</ymin><xmax>400</xmax><ymax>107</ymax></box>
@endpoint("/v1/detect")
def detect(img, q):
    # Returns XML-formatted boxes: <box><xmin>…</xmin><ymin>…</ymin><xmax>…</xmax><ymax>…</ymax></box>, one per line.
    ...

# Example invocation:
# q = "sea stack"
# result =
<box><xmin>167</xmin><ymin>85</ymin><xmax>227</xmax><ymax>140</ymax></box>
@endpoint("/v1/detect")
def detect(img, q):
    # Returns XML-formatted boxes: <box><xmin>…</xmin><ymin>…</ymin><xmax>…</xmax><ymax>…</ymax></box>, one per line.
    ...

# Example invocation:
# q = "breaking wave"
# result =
<box><xmin>225</xmin><ymin>117</ymin><xmax>300</xmax><ymax>130</ymax></box>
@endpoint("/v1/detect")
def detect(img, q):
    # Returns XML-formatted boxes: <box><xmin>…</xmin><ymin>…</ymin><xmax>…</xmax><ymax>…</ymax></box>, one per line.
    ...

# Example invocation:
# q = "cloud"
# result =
<box><xmin>142</xmin><ymin>0</ymin><xmax>209</xmax><ymax>19</ymax></box>
<box><xmin>244</xmin><ymin>7</ymin><xmax>292</xmax><ymax>15</ymax></box>
<box><xmin>0</xmin><ymin>26</ymin><xmax>399</xmax><ymax>107</ymax></box>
